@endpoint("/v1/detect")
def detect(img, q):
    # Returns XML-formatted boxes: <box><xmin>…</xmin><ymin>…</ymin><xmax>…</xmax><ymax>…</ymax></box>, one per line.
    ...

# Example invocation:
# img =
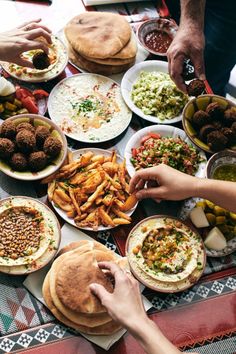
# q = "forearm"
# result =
<box><xmin>180</xmin><ymin>0</ymin><xmax>206</xmax><ymax>30</ymax></box>
<box><xmin>128</xmin><ymin>318</ymin><xmax>182</xmax><ymax>354</ymax></box>
<box><xmin>194</xmin><ymin>178</ymin><xmax>236</xmax><ymax>213</ymax></box>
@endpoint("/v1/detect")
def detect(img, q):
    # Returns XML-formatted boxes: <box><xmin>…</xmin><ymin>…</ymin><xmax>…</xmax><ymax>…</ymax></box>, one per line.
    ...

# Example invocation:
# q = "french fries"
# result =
<box><xmin>47</xmin><ymin>150</ymin><xmax>137</xmax><ymax>230</ymax></box>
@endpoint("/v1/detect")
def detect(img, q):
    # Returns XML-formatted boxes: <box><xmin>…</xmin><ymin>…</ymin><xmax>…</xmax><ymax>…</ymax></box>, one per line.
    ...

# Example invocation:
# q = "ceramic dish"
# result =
<box><xmin>58</xmin><ymin>29</ymin><xmax>149</xmax><ymax>85</ymax></box>
<box><xmin>50</xmin><ymin>148</ymin><xmax>137</xmax><ymax>231</ymax></box>
<box><xmin>48</xmin><ymin>73</ymin><xmax>132</xmax><ymax>143</ymax></box>
<box><xmin>121</xmin><ymin>60</ymin><xmax>189</xmax><ymax>124</ymax></box>
<box><xmin>137</xmin><ymin>18</ymin><xmax>178</xmax><ymax>56</ymax></box>
<box><xmin>124</xmin><ymin>124</ymin><xmax>207</xmax><ymax>178</ymax></box>
<box><xmin>0</xmin><ymin>196</ymin><xmax>61</xmax><ymax>275</ymax></box>
<box><xmin>206</xmin><ymin>150</ymin><xmax>236</xmax><ymax>180</ymax></box>
<box><xmin>179</xmin><ymin>198</ymin><xmax>236</xmax><ymax>258</ymax></box>
<box><xmin>1</xmin><ymin>36</ymin><xmax>68</xmax><ymax>83</ymax></box>
<box><xmin>0</xmin><ymin>114</ymin><xmax>67</xmax><ymax>181</ymax></box>
<box><xmin>126</xmin><ymin>215</ymin><xmax>206</xmax><ymax>293</ymax></box>
<box><xmin>183</xmin><ymin>94</ymin><xmax>236</xmax><ymax>154</ymax></box>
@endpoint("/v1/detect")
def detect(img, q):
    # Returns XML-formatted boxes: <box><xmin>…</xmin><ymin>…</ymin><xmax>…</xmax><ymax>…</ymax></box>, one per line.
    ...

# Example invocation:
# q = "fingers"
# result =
<box><xmin>17</xmin><ymin>19</ymin><xmax>42</xmax><ymax>29</ymax></box>
<box><xmin>89</xmin><ymin>283</ymin><xmax>110</xmax><ymax>302</ymax></box>
<box><xmin>26</xmin><ymin>40</ymin><xmax>49</xmax><ymax>54</ymax></box>
<box><xmin>13</xmin><ymin>58</ymin><xmax>34</xmax><ymax>68</ymax></box>
<box><xmin>98</xmin><ymin>262</ymin><xmax>125</xmax><ymax>282</ymax></box>
<box><xmin>22</xmin><ymin>22</ymin><xmax>52</xmax><ymax>34</ymax></box>
<box><xmin>129</xmin><ymin>168</ymin><xmax>157</xmax><ymax>194</ymax></box>
<box><xmin>190</xmin><ymin>52</ymin><xmax>205</xmax><ymax>80</ymax></box>
<box><xmin>169</xmin><ymin>53</ymin><xmax>187</xmax><ymax>93</ymax></box>
<box><xmin>136</xmin><ymin>187</ymin><xmax>163</xmax><ymax>200</ymax></box>
<box><xmin>26</xmin><ymin>28</ymin><xmax>52</xmax><ymax>44</ymax></box>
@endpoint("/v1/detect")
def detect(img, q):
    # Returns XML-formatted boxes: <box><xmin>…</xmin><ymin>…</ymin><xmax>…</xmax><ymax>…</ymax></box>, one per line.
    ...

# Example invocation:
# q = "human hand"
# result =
<box><xmin>129</xmin><ymin>164</ymin><xmax>198</xmax><ymax>202</ymax></box>
<box><xmin>90</xmin><ymin>262</ymin><xmax>147</xmax><ymax>330</ymax></box>
<box><xmin>0</xmin><ymin>19</ymin><xmax>52</xmax><ymax>67</ymax></box>
<box><xmin>167</xmin><ymin>26</ymin><xmax>205</xmax><ymax>92</ymax></box>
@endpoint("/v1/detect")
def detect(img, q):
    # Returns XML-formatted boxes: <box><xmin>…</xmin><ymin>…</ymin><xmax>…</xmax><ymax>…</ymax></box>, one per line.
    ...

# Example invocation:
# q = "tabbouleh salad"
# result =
<box><xmin>131</xmin><ymin>133</ymin><xmax>204</xmax><ymax>175</ymax></box>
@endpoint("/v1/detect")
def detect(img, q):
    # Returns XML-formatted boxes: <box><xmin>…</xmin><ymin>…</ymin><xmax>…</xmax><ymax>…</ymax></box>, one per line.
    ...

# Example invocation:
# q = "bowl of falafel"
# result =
<box><xmin>183</xmin><ymin>95</ymin><xmax>236</xmax><ymax>154</ymax></box>
<box><xmin>0</xmin><ymin>114</ymin><xmax>67</xmax><ymax>180</ymax></box>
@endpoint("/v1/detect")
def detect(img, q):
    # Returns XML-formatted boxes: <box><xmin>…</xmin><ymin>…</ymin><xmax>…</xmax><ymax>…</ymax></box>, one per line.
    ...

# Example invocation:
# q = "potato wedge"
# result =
<box><xmin>47</xmin><ymin>181</ymin><xmax>56</xmax><ymax>201</ymax></box>
<box><xmin>113</xmin><ymin>218</ymin><xmax>131</xmax><ymax>225</ymax></box>
<box><xmin>122</xmin><ymin>194</ymin><xmax>138</xmax><ymax>212</ymax></box>
<box><xmin>112</xmin><ymin>207</ymin><xmax>132</xmax><ymax>221</ymax></box>
<box><xmin>98</xmin><ymin>207</ymin><xmax>115</xmax><ymax>227</ymax></box>
<box><xmin>69</xmin><ymin>187</ymin><xmax>81</xmax><ymax>216</ymax></box>
<box><xmin>54</xmin><ymin>189</ymin><xmax>71</xmax><ymax>203</ymax></box>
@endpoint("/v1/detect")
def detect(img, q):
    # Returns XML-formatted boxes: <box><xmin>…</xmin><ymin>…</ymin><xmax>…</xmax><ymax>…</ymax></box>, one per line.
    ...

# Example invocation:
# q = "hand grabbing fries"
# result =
<box><xmin>47</xmin><ymin>150</ymin><xmax>138</xmax><ymax>230</ymax></box>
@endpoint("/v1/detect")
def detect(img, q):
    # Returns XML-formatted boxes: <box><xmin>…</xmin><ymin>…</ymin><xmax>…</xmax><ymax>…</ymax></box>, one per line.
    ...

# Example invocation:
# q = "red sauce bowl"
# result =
<box><xmin>137</xmin><ymin>18</ymin><xmax>178</xmax><ymax>56</ymax></box>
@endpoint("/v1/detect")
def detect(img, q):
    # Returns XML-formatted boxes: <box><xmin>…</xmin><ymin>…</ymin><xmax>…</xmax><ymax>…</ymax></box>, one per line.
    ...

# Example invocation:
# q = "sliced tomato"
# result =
<box><xmin>131</xmin><ymin>148</ymin><xmax>138</xmax><ymax>157</ymax></box>
<box><xmin>15</xmin><ymin>87</ymin><xmax>35</xmax><ymax>100</ymax></box>
<box><xmin>32</xmin><ymin>89</ymin><xmax>49</xmax><ymax>99</ymax></box>
<box><xmin>141</xmin><ymin>133</ymin><xmax>161</xmax><ymax>144</ymax></box>
<box><xmin>21</xmin><ymin>96</ymin><xmax>39</xmax><ymax>114</ymax></box>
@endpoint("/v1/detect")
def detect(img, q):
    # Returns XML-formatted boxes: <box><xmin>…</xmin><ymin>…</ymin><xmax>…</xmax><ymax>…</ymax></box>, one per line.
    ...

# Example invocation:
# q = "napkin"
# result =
<box><xmin>24</xmin><ymin>223</ymin><xmax>152</xmax><ymax>350</ymax></box>
<box><xmin>83</xmin><ymin>0</ymin><xmax>147</xmax><ymax>6</ymax></box>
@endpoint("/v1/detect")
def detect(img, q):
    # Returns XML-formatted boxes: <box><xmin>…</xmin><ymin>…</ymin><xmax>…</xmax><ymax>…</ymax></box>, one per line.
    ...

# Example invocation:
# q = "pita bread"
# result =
<box><xmin>65</xmin><ymin>12</ymin><xmax>131</xmax><ymax>59</ymax></box>
<box><xmin>51</xmin><ymin>250</ymin><xmax>114</xmax><ymax>314</ymax></box>
<box><xmin>108</xmin><ymin>34</ymin><xmax>137</xmax><ymax>60</ymax></box>
<box><xmin>68</xmin><ymin>44</ymin><xmax>134</xmax><ymax>75</ymax></box>
<box><xmin>43</xmin><ymin>272</ymin><xmax>122</xmax><ymax>335</ymax></box>
<box><xmin>58</xmin><ymin>239</ymin><xmax>115</xmax><ymax>257</ymax></box>
<box><xmin>82</xmin><ymin>53</ymin><xmax>135</xmax><ymax>66</ymax></box>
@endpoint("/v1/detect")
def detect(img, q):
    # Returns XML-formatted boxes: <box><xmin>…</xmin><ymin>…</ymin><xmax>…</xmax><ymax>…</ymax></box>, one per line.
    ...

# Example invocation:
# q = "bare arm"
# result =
<box><xmin>129</xmin><ymin>165</ymin><xmax>236</xmax><ymax>213</ymax></box>
<box><xmin>167</xmin><ymin>0</ymin><xmax>206</xmax><ymax>92</ymax></box>
<box><xmin>90</xmin><ymin>262</ymin><xmax>192</xmax><ymax>354</ymax></box>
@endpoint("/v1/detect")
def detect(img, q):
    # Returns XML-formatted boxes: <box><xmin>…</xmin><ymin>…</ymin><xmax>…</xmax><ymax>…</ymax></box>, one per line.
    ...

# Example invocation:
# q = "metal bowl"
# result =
<box><xmin>137</xmin><ymin>18</ymin><xmax>178</xmax><ymax>56</ymax></box>
<box><xmin>206</xmin><ymin>150</ymin><xmax>236</xmax><ymax>179</ymax></box>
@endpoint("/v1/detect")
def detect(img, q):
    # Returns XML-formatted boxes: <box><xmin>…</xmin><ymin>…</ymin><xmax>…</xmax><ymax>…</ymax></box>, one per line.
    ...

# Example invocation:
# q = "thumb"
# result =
<box><xmin>136</xmin><ymin>187</ymin><xmax>164</xmax><ymax>200</ymax></box>
<box><xmin>191</xmin><ymin>53</ymin><xmax>205</xmax><ymax>80</ymax></box>
<box><xmin>90</xmin><ymin>283</ymin><xmax>110</xmax><ymax>301</ymax></box>
<box><xmin>14</xmin><ymin>58</ymin><xmax>34</xmax><ymax>68</ymax></box>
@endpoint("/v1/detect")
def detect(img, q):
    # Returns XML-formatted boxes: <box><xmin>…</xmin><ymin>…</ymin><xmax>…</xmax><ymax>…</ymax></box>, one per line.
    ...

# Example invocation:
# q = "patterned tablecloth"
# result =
<box><xmin>0</xmin><ymin>1</ymin><xmax>235</xmax><ymax>354</ymax></box>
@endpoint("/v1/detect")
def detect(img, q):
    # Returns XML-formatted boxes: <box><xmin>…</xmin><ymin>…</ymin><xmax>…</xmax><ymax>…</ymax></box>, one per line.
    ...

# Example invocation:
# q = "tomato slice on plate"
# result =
<box><xmin>15</xmin><ymin>87</ymin><xmax>34</xmax><ymax>100</ymax></box>
<box><xmin>141</xmin><ymin>133</ymin><xmax>161</xmax><ymax>144</ymax></box>
<box><xmin>21</xmin><ymin>96</ymin><xmax>39</xmax><ymax>114</ymax></box>
<box><xmin>32</xmin><ymin>89</ymin><xmax>49</xmax><ymax>99</ymax></box>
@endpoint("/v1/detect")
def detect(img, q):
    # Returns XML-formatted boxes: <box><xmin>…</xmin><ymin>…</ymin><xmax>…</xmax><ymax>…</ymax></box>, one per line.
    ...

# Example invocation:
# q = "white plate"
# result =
<box><xmin>58</xmin><ymin>29</ymin><xmax>149</xmax><ymax>85</ymax></box>
<box><xmin>121</xmin><ymin>60</ymin><xmax>188</xmax><ymax>124</ymax></box>
<box><xmin>124</xmin><ymin>124</ymin><xmax>207</xmax><ymax>178</ymax></box>
<box><xmin>1</xmin><ymin>37</ymin><xmax>68</xmax><ymax>83</ymax></box>
<box><xmin>0</xmin><ymin>197</ymin><xmax>61</xmax><ymax>275</ymax></box>
<box><xmin>48</xmin><ymin>73</ymin><xmax>132</xmax><ymax>143</ymax></box>
<box><xmin>51</xmin><ymin>148</ymin><xmax>137</xmax><ymax>231</ymax></box>
<box><xmin>179</xmin><ymin>198</ymin><xmax>236</xmax><ymax>258</ymax></box>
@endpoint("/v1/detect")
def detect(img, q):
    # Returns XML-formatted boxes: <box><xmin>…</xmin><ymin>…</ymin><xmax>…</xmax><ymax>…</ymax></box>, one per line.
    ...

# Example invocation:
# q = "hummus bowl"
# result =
<box><xmin>126</xmin><ymin>215</ymin><xmax>206</xmax><ymax>293</ymax></box>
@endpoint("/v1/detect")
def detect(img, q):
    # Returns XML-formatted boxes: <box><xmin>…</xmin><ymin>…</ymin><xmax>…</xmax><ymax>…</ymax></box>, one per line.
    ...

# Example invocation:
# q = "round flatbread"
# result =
<box><xmin>68</xmin><ymin>44</ymin><xmax>134</xmax><ymax>75</ymax></box>
<box><xmin>109</xmin><ymin>34</ymin><xmax>137</xmax><ymax>60</ymax></box>
<box><xmin>50</xmin><ymin>249</ymin><xmax>114</xmax><ymax>314</ymax></box>
<box><xmin>65</xmin><ymin>12</ymin><xmax>131</xmax><ymax>59</ymax></box>
<box><xmin>43</xmin><ymin>273</ymin><xmax>122</xmax><ymax>335</ymax></box>
<box><xmin>82</xmin><ymin>53</ymin><xmax>135</xmax><ymax>66</ymax></box>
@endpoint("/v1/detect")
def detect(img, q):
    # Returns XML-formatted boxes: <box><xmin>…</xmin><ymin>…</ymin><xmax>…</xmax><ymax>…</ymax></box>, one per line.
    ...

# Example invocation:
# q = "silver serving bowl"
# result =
<box><xmin>206</xmin><ymin>150</ymin><xmax>236</xmax><ymax>179</ymax></box>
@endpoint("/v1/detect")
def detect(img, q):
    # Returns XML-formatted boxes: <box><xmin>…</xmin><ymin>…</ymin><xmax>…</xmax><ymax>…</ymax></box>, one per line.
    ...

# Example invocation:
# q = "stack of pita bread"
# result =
<box><xmin>64</xmin><ymin>12</ymin><xmax>137</xmax><ymax>75</ymax></box>
<box><xmin>42</xmin><ymin>240</ymin><xmax>126</xmax><ymax>335</ymax></box>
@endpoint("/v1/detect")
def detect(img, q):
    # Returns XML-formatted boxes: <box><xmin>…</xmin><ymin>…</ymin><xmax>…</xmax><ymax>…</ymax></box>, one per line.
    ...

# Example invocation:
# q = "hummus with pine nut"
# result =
<box><xmin>0</xmin><ymin>197</ymin><xmax>59</xmax><ymax>267</ymax></box>
<box><xmin>126</xmin><ymin>217</ymin><xmax>205</xmax><ymax>292</ymax></box>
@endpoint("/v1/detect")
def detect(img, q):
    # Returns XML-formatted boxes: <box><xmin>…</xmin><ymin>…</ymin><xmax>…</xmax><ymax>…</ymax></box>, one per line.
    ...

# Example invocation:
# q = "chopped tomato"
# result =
<box><xmin>32</xmin><ymin>89</ymin><xmax>49</xmax><ymax>99</ymax></box>
<box><xmin>15</xmin><ymin>87</ymin><xmax>34</xmax><ymax>100</ymax></box>
<box><xmin>141</xmin><ymin>133</ymin><xmax>161</xmax><ymax>145</ymax></box>
<box><xmin>21</xmin><ymin>96</ymin><xmax>39</xmax><ymax>114</ymax></box>
<box><xmin>131</xmin><ymin>148</ymin><xmax>138</xmax><ymax>157</ymax></box>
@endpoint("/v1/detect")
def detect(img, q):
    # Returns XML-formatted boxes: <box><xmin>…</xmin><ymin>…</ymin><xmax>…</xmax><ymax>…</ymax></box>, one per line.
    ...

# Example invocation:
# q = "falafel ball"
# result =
<box><xmin>224</xmin><ymin>107</ymin><xmax>236</xmax><ymax>126</ymax></box>
<box><xmin>35</xmin><ymin>126</ymin><xmax>51</xmax><ymax>147</ymax></box>
<box><xmin>0</xmin><ymin>138</ymin><xmax>15</xmax><ymax>159</ymax></box>
<box><xmin>16</xmin><ymin>122</ymin><xmax>35</xmax><ymax>134</ymax></box>
<box><xmin>0</xmin><ymin>120</ymin><xmax>16</xmax><ymax>139</ymax></box>
<box><xmin>192</xmin><ymin>110</ymin><xmax>211</xmax><ymax>127</ymax></box>
<box><xmin>43</xmin><ymin>136</ymin><xmax>62</xmax><ymax>158</ymax></box>
<box><xmin>207</xmin><ymin>130</ymin><xmax>228</xmax><ymax>151</ymax></box>
<box><xmin>231</xmin><ymin>121</ymin><xmax>236</xmax><ymax>134</ymax></box>
<box><xmin>206</xmin><ymin>102</ymin><xmax>224</xmax><ymax>120</ymax></box>
<box><xmin>187</xmin><ymin>79</ymin><xmax>205</xmax><ymax>97</ymax></box>
<box><xmin>212</xmin><ymin>121</ymin><xmax>223</xmax><ymax>130</ymax></box>
<box><xmin>16</xmin><ymin>130</ymin><xmax>36</xmax><ymax>153</ymax></box>
<box><xmin>221</xmin><ymin>127</ymin><xmax>236</xmax><ymax>146</ymax></box>
<box><xmin>10</xmin><ymin>152</ymin><xmax>28</xmax><ymax>171</ymax></box>
<box><xmin>199</xmin><ymin>124</ymin><xmax>216</xmax><ymax>142</ymax></box>
<box><xmin>28</xmin><ymin>151</ymin><xmax>47</xmax><ymax>171</ymax></box>
<box><xmin>32</xmin><ymin>51</ymin><xmax>50</xmax><ymax>70</ymax></box>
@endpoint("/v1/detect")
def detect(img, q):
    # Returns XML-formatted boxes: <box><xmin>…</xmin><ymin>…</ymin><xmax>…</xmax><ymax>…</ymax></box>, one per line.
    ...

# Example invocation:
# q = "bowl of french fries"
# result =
<box><xmin>45</xmin><ymin>148</ymin><xmax>138</xmax><ymax>231</ymax></box>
